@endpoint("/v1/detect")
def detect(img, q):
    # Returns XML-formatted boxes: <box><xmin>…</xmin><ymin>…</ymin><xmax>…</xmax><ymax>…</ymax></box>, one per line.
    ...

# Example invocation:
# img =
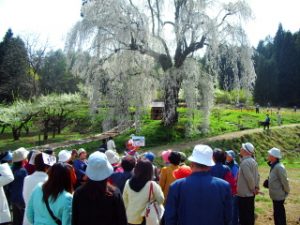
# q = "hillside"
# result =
<box><xmin>148</xmin><ymin>124</ymin><xmax>300</xmax><ymax>165</ymax></box>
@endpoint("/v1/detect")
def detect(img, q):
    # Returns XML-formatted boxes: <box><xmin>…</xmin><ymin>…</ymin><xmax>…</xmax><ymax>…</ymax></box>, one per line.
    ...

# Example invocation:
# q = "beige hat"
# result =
<box><xmin>77</xmin><ymin>148</ymin><xmax>86</xmax><ymax>156</ymax></box>
<box><xmin>12</xmin><ymin>147</ymin><xmax>29</xmax><ymax>162</ymax></box>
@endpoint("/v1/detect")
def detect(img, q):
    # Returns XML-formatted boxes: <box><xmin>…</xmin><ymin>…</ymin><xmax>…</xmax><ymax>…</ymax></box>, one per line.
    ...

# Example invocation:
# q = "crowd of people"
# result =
<box><xmin>0</xmin><ymin>137</ymin><xmax>290</xmax><ymax>225</ymax></box>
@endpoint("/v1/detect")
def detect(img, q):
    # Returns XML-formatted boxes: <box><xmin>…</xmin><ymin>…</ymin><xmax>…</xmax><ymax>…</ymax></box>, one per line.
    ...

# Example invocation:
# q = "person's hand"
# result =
<box><xmin>254</xmin><ymin>187</ymin><xmax>260</xmax><ymax>195</ymax></box>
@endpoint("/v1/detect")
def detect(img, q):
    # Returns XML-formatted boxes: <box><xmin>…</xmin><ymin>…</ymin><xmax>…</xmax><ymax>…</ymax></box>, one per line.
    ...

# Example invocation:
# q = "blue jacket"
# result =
<box><xmin>210</xmin><ymin>162</ymin><xmax>231</xmax><ymax>179</ymax></box>
<box><xmin>165</xmin><ymin>171</ymin><xmax>232</xmax><ymax>225</ymax></box>
<box><xmin>9</xmin><ymin>167</ymin><xmax>27</xmax><ymax>204</ymax></box>
<box><xmin>26</xmin><ymin>183</ymin><xmax>72</xmax><ymax>225</ymax></box>
<box><xmin>73</xmin><ymin>159</ymin><xmax>87</xmax><ymax>181</ymax></box>
<box><xmin>110</xmin><ymin>171</ymin><xmax>133</xmax><ymax>193</ymax></box>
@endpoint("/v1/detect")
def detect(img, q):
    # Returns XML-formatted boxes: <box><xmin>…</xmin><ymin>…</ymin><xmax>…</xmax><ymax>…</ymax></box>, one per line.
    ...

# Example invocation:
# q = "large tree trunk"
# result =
<box><xmin>163</xmin><ymin>69</ymin><xmax>182</xmax><ymax>126</ymax></box>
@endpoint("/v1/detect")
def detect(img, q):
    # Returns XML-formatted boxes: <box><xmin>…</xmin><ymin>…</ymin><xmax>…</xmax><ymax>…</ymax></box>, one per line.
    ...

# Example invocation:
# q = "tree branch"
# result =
<box><xmin>218</xmin><ymin>12</ymin><xmax>235</xmax><ymax>27</ymax></box>
<box><xmin>147</xmin><ymin>0</ymin><xmax>156</xmax><ymax>35</ymax></box>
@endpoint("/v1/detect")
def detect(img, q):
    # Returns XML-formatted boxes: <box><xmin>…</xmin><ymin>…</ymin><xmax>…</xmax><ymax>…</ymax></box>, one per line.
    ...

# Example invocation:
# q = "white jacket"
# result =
<box><xmin>107</xmin><ymin>139</ymin><xmax>116</xmax><ymax>150</ymax></box>
<box><xmin>23</xmin><ymin>171</ymin><xmax>48</xmax><ymax>225</ymax></box>
<box><xmin>0</xmin><ymin>163</ymin><xmax>14</xmax><ymax>223</ymax></box>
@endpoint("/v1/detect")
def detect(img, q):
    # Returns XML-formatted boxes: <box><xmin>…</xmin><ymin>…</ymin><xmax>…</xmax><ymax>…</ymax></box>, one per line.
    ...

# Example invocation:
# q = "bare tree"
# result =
<box><xmin>22</xmin><ymin>33</ymin><xmax>49</xmax><ymax>97</ymax></box>
<box><xmin>67</xmin><ymin>0</ymin><xmax>254</xmax><ymax>127</ymax></box>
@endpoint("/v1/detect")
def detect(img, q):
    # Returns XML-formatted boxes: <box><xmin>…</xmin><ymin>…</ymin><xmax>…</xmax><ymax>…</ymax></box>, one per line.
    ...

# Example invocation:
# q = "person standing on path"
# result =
<box><xmin>237</xmin><ymin>142</ymin><xmax>260</xmax><ymax>225</ymax></box>
<box><xmin>165</xmin><ymin>144</ymin><xmax>232</xmax><ymax>225</ymax></box>
<box><xmin>107</xmin><ymin>136</ymin><xmax>117</xmax><ymax>151</ymax></box>
<box><xmin>266</xmin><ymin>148</ymin><xmax>290</xmax><ymax>225</ymax></box>
<box><xmin>264</xmin><ymin>114</ymin><xmax>271</xmax><ymax>130</ymax></box>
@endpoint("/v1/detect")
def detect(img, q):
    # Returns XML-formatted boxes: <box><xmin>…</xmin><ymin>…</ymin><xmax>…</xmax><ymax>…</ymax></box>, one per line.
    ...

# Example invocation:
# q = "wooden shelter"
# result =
<box><xmin>151</xmin><ymin>101</ymin><xmax>164</xmax><ymax>120</ymax></box>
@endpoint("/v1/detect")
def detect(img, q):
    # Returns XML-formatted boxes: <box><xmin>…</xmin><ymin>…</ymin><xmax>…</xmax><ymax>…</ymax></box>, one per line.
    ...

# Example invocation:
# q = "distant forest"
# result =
<box><xmin>253</xmin><ymin>24</ymin><xmax>300</xmax><ymax>107</ymax></box>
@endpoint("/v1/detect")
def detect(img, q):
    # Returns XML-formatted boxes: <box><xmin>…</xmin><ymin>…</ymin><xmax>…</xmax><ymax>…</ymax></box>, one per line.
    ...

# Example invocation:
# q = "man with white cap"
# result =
<box><xmin>165</xmin><ymin>144</ymin><xmax>232</xmax><ymax>225</ymax></box>
<box><xmin>237</xmin><ymin>142</ymin><xmax>260</xmax><ymax>225</ymax></box>
<box><xmin>266</xmin><ymin>147</ymin><xmax>289</xmax><ymax>225</ymax></box>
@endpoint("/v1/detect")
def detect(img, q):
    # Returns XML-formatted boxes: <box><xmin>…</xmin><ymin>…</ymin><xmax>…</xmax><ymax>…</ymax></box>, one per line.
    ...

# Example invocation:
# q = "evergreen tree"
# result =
<box><xmin>0</xmin><ymin>29</ymin><xmax>32</xmax><ymax>103</ymax></box>
<box><xmin>40</xmin><ymin>50</ymin><xmax>79</xmax><ymax>94</ymax></box>
<box><xmin>254</xmin><ymin>24</ymin><xmax>300</xmax><ymax>106</ymax></box>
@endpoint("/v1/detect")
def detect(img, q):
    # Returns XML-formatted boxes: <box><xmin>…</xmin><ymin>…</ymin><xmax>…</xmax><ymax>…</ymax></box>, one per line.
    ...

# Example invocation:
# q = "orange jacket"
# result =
<box><xmin>159</xmin><ymin>164</ymin><xmax>179</xmax><ymax>201</ymax></box>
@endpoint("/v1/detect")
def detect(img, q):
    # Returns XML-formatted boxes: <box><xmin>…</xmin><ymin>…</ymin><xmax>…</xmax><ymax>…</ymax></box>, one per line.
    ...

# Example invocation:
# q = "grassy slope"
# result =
<box><xmin>149</xmin><ymin>125</ymin><xmax>300</xmax><ymax>167</ymax></box>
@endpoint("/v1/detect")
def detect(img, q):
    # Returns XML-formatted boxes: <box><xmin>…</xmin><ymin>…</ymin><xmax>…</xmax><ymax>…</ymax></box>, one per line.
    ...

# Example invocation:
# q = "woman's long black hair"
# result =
<box><xmin>42</xmin><ymin>162</ymin><xmax>73</xmax><ymax>202</ymax></box>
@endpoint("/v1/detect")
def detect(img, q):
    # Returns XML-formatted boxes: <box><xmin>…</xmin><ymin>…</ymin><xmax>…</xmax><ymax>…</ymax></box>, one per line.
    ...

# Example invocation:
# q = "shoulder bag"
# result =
<box><xmin>45</xmin><ymin>198</ymin><xmax>62</xmax><ymax>225</ymax></box>
<box><xmin>142</xmin><ymin>182</ymin><xmax>164</xmax><ymax>225</ymax></box>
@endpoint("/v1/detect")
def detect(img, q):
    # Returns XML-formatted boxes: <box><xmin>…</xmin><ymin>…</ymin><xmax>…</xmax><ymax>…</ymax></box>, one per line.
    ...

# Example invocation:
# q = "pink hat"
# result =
<box><xmin>173</xmin><ymin>165</ymin><xmax>192</xmax><ymax>179</ymax></box>
<box><xmin>161</xmin><ymin>149</ymin><xmax>172</xmax><ymax>163</ymax></box>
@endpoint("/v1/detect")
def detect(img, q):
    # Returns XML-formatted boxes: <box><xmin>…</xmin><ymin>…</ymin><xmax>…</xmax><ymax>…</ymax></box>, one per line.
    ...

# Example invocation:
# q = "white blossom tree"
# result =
<box><xmin>67</xmin><ymin>0</ymin><xmax>254</xmax><ymax>127</ymax></box>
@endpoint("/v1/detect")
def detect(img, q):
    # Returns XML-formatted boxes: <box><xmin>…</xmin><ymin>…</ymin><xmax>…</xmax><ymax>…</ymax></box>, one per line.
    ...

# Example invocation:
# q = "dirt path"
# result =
<box><xmin>147</xmin><ymin>123</ymin><xmax>300</xmax><ymax>152</ymax></box>
<box><xmin>33</xmin><ymin>121</ymin><xmax>134</xmax><ymax>150</ymax></box>
<box><xmin>34</xmin><ymin>123</ymin><xmax>300</xmax><ymax>151</ymax></box>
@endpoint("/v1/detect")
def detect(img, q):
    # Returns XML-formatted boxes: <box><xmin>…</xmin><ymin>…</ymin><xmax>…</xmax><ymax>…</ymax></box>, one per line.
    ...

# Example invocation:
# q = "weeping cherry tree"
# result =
<box><xmin>67</xmin><ymin>0</ymin><xmax>254</xmax><ymax>127</ymax></box>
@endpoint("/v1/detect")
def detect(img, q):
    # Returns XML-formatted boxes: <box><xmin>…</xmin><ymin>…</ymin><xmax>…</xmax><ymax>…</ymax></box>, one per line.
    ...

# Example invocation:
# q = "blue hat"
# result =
<box><xmin>0</xmin><ymin>151</ymin><xmax>13</xmax><ymax>162</ymax></box>
<box><xmin>144</xmin><ymin>152</ymin><xmax>155</xmax><ymax>162</ymax></box>
<box><xmin>225</xmin><ymin>150</ymin><xmax>236</xmax><ymax>159</ymax></box>
<box><xmin>86</xmin><ymin>151</ymin><xmax>113</xmax><ymax>181</ymax></box>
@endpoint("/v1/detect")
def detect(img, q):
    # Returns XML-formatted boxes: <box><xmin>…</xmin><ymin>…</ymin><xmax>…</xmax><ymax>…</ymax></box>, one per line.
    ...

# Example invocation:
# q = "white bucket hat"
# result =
<box><xmin>105</xmin><ymin>150</ymin><xmax>120</xmax><ymax>165</ymax></box>
<box><xmin>86</xmin><ymin>151</ymin><xmax>114</xmax><ymax>181</ymax></box>
<box><xmin>242</xmin><ymin>142</ymin><xmax>255</xmax><ymax>154</ymax></box>
<box><xmin>12</xmin><ymin>147</ymin><xmax>29</xmax><ymax>162</ymax></box>
<box><xmin>268</xmin><ymin>147</ymin><xmax>282</xmax><ymax>159</ymax></box>
<box><xmin>58</xmin><ymin>150</ymin><xmax>72</xmax><ymax>162</ymax></box>
<box><xmin>188</xmin><ymin>145</ymin><xmax>215</xmax><ymax>166</ymax></box>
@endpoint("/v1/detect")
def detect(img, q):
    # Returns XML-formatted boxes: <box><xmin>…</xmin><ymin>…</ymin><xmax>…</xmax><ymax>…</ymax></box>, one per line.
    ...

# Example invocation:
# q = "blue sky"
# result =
<box><xmin>0</xmin><ymin>0</ymin><xmax>299</xmax><ymax>49</ymax></box>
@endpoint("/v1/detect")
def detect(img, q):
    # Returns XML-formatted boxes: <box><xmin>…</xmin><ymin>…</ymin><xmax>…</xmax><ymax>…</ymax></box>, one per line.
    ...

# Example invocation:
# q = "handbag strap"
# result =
<box><xmin>147</xmin><ymin>182</ymin><xmax>154</xmax><ymax>202</ymax></box>
<box><xmin>45</xmin><ymin>198</ymin><xmax>62</xmax><ymax>225</ymax></box>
